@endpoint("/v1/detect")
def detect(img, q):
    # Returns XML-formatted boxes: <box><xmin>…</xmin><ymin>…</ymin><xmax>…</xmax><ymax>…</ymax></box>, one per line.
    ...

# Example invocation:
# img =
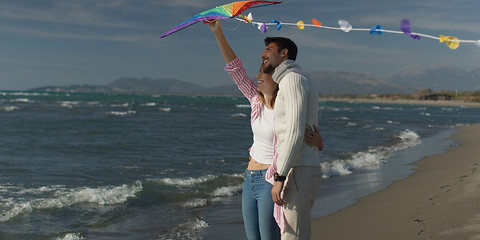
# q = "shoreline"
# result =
<box><xmin>311</xmin><ymin>123</ymin><xmax>480</xmax><ymax>239</ymax></box>
<box><xmin>321</xmin><ymin>97</ymin><xmax>480</xmax><ymax>108</ymax></box>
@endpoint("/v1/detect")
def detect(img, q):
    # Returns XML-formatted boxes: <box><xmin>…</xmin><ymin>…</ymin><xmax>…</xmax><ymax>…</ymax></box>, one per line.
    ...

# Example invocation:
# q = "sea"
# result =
<box><xmin>1</xmin><ymin>91</ymin><xmax>480</xmax><ymax>240</ymax></box>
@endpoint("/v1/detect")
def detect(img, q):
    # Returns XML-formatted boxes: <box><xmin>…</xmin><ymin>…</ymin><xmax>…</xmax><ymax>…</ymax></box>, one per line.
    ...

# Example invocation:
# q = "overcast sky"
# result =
<box><xmin>0</xmin><ymin>0</ymin><xmax>479</xmax><ymax>90</ymax></box>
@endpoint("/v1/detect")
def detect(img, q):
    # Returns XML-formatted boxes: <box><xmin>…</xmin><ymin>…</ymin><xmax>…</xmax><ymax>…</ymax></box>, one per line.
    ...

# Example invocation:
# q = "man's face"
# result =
<box><xmin>261</xmin><ymin>42</ymin><xmax>286</xmax><ymax>74</ymax></box>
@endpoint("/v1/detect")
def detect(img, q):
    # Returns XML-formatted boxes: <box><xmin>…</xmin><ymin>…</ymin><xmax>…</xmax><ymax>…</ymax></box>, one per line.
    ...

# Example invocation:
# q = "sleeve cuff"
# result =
<box><xmin>224</xmin><ymin>57</ymin><xmax>242</xmax><ymax>72</ymax></box>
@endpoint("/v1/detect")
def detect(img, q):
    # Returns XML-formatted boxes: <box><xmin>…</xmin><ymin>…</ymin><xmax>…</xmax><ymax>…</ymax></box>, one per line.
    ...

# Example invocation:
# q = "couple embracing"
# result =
<box><xmin>209</xmin><ymin>20</ymin><xmax>323</xmax><ymax>240</ymax></box>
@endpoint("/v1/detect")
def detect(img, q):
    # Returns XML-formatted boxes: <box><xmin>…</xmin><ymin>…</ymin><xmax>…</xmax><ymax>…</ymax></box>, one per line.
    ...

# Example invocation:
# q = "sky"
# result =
<box><xmin>0</xmin><ymin>0</ymin><xmax>479</xmax><ymax>90</ymax></box>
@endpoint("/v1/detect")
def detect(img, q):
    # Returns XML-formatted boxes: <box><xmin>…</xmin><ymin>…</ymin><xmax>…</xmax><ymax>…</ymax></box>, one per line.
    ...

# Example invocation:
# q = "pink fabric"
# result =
<box><xmin>224</xmin><ymin>57</ymin><xmax>261</xmax><ymax>124</ymax></box>
<box><xmin>265</xmin><ymin>131</ymin><xmax>287</xmax><ymax>233</ymax></box>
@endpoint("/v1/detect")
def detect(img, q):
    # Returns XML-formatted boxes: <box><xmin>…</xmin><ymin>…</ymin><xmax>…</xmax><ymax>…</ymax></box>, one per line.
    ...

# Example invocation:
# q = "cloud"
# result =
<box><xmin>0</xmin><ymin>1</ymin><xmax>162</xmax><ymax>43</ymax></box>
<box><xmin>0</xmin><ymin>1</ymin><xmax>146</xmax><ymax>29</ymax></box>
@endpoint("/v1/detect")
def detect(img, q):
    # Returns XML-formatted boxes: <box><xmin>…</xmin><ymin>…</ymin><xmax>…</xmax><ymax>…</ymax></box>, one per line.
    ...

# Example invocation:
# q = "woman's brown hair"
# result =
<box><xmin>257</xmin><ymin>64</ymin><xmax>279</xmax><ymax>108</ymax></box>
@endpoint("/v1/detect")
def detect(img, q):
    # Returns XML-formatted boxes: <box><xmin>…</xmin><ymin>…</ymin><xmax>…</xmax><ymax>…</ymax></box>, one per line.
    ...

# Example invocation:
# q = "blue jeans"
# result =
<box><xmin>242</xmin><ymin>169</ymin><xmax>280</xmax><ymax>240</ymax></box>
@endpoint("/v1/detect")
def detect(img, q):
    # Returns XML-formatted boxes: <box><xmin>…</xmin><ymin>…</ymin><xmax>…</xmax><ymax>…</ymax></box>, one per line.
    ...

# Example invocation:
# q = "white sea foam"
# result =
<box><xmin>0</xmin><ymin>92</ymin><xmax>49</xmax><ymax>96</ymax></box>
<box><xmin>231</xmin><ymin>113</ymin><xmax>247</xmax><ymax>118</ymax></box>
<box><xmin>397</xmin><ymin>129</ymin><xmax>421</xmax><ymax>149</ymax></box>
<box><xmin>212</xmin><ymin>184</ymin><xmax>243</xmax><ymax>197</ymax></box>
<box><xmin>235</xmin><ymin>104</ymin><xmax>250</xmax><ymax>108</ymax></box>
<box><xmin>107</xmin><ymin>110</ymin><xmax>136</xmax><ymax>115</ymax></box>
<box><xmin>157</xmin><ymin>218</ymin><xmax>208</xmax><ymax>240</ymax></box>
<box><xmin>110</xmin><ymin>103</ymin><xmax>129</xmax><ymax>107</ymax></box>
<box><xmin>155</xmin><ymin>174</ymin><xmax>243</xmax><ymax>208</ymax></box>
<box><xmin>0</xmin><ymin>181</ymin><xmax>142</xmax><ymax>222</ymax></box>
<box><xmin>0</xmin><ymin>106</ymin><xmax>19</xmax><ymax>111</ymax></box>
<box><xmin>59</xmin><ymin>101</ymin><xmax>81</xmax><ymax>108</ymax></box>
<box><xmin>158</xmin><ymin>107</ymin><xmax>171</xmax><ymax>112</ymax></box>
<box><xmin>182</xmin><ymin>198</ymin><xmax>208</xmax><ymax>209</ymax></box>
<box><xmin>153</xmin><ymin>174</ymin><xmax>217</xmax><ymax>187</ymax></box>
<box><xmin>372</xmin><ymin>106</ymin><xmax>403</xmax><ymax>111</ymax></box>
<box><xmin>55</xmin><ymin>181</ymin><xmax>142</xmax><ymax>206</ymax></box>
<box><xmin>321</xmin><ymin>129</ymin><xmax>421</xmax><ymax>178</ymax></box>
<box><xmin>56</xmin><ymin>233</ymin><xmax>85</xmax><ymax>240</ymax></box>
<box><xmin>10</xmin><ymin>98</ymin><xmax>33</xmax><ymax>103</ymax></box>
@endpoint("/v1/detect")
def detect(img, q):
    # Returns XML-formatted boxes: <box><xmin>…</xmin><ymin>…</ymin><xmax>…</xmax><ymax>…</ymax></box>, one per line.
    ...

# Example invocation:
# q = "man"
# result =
<box><xmin>262</xmin><ymin>37</ymin><xmax>323</xmax><ymax>240</ymax></box>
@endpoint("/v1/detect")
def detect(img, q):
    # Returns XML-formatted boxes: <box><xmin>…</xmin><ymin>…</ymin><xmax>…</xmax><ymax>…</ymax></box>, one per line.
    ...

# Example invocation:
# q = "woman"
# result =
<box><xmin>208</xmin><ymin>20</ymin><xmax>323</xmax><ymax>240</ymax></box>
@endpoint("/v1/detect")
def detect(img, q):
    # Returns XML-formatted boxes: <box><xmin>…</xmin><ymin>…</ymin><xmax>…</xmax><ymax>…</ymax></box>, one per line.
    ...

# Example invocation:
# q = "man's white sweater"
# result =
<box><xmin>272</xmin><ymin>60</ymin><xmax>321</xmax><ymax>176</ymax></box>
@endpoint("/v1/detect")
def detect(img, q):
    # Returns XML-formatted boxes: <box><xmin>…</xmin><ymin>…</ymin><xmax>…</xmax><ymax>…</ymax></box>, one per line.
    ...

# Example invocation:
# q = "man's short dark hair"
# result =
<box><xmin>264</xmin><ymin>37</ymin><xmax>298</xmax><ymax>61</ymax></box>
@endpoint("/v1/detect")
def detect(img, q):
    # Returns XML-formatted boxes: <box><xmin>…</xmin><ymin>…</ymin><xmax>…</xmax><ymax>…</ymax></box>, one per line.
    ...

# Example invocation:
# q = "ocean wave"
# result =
<box><xmin>154</xmin><ymin>174</ymin><xmax>243</xmax><ymax>210</ymax></box>
<box><xmin>58</xmin><ymin>101</ymin><xmax>81</xmax><ymax>107</ymax></box>
<box><xmin>231</xmin><ymin>113</ymin><xmax>247</xmax><ymax>118</ymax></box>
<box><xmin>372</xmin><ymin>106</ymin><xmax>404</xmax><ymax>111</ymax></box>
<box><xmin>157</xmin><ymin>218</ymin><xmax>208</xmax><ymax>240</ymax></box>
<box><xmin>346</xmin><ymin>122</ymin><xmax>357</xmax><ymax>127</ymax></box>
<box><xmin>152</xmin><ymin>174</ymin><xmax>218</xmax><ymax>187</ymax></box>
<box><xmin>212</xmin><ymin>184</ymin><xmax>243</xmax><ymax>197</ymax></box>
<box><xmin>324</xmin><ymin>107</ymin><xmax>352</xmax><ymax>112</ymax></box>
<box><xmin>110</xmin><ymin>103</ymin><xmax>129</xmax><ymax>107</ymax></box>
<box><xmin>10</xmin><ymin>98</ymin><xmax>33</xmax><ymax>103</ymax></box>
<box><xmin>56</xmin><ymin>233</ymin><xmax>85</xmax><ymax>240</ymax></box>
<box><xmin>158</xmin><ymin>107</ymin><xmax>172</xmax><ymax>112</ymax></box>
<box><xmin>0</xmin><ymin>92</ymin><xmax>50</xmax><ymax>96</ymax></box>
<box><xmin>178</xmin><ymin>183</ymin><xmax>243</xmax><ymax>210</ymax></box>
<box><xmin>321</xmin><ymin>129</ymin><xmax>421</xmax><ymax>178</ymax></box>
<box><xmin>0</xmin><ymin>106</ymin><xmax>19</xmax><ymax>112</ymax></box>
<box><xmin>181</xmin><ymin>198</ymin><xmax>208</xmax><ymax>209</ymax></box>
<box><xmin>107</xmin><ymin>110</ymin><xmax>136</xmax><ymax>116</ymax></box>
<box><xmin>0</xmin><ymin>181</ymin><xmax>142</xmax><ymax>222</ymax></box>
<box><xmin>235</xmin><ymin>104</ymin><xmax>250</xmax><ymax>108</ymax></box>
<box><xmin>156</xmin><ymin>173</ymin><xmax>244</xmax><ymax>186</ymax></box>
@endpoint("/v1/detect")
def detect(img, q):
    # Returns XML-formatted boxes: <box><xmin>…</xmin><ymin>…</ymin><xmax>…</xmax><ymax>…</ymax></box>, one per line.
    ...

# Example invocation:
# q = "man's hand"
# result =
<box><xmin>271</xmin><ymin>181</ymin><xmax>285</xmax><ymax>206</ymax></box>
<box><xmin>305</xmin><ymin>124</ymin><xmax>323</xmax><ymax>151</ymax></box>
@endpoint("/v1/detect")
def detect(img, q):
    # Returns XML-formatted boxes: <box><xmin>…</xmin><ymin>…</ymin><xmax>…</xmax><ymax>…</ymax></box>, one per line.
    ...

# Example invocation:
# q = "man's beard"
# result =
<box><xmin>263</xmin><ymin>63</ymin><xmax>276</xmax><ymax>74</ymax></box>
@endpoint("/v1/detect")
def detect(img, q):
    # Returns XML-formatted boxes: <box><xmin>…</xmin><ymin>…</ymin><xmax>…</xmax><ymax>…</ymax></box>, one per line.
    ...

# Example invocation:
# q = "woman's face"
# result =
<box><xmin>256</xmin><ymin>70</ymin><xmax>277</xmax><ymax>95</ymax></box>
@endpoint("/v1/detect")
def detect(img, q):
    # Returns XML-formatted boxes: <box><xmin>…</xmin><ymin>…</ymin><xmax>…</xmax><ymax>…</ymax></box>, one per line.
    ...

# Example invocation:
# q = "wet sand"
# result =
<box><xmin>311</xmin><ymin>123</ymin><xmax>480</xmax><ymax>240</ymax></box>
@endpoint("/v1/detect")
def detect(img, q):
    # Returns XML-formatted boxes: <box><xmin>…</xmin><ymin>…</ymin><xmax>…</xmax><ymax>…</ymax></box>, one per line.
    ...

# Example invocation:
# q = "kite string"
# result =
<box><xmin>234</xmin><ymin>18</ymin><xmax>478</xmax><ymax>43</ymax></box>
<box><xmin>224</xmin><ymin>20</ymin><xmax>243</xmax><ymax>31</ymax></box>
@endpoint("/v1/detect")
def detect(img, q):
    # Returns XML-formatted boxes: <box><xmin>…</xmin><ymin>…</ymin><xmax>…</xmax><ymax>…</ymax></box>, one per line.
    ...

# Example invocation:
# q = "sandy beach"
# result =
<box><xmin>322</xmin><ymin>97</ymin><xmax>480</xmax><ymax>108</ymax></box>
<box><xmin>311</xmin><ymin>123</ymin><xmax>480</xmax><ymax>239</ymax></box>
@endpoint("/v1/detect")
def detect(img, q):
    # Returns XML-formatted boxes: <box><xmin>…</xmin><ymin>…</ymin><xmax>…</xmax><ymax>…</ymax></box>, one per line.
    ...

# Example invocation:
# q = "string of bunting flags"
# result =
<box><xmin>157</xmin><ymin>0</ymin><xmax>478</xmax><ymax>50</ymax></box>
<box><xmin>236</xmin><ymin>13</ymin><xmax>480</xmax><ymax>50</ymax></box>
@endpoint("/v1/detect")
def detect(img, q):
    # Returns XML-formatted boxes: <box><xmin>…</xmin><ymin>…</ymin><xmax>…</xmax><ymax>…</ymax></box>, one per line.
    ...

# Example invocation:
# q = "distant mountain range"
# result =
<box><xmin>387</xmin><ymin>65</ymin><xmax>480</xmax><ymax>91</ymax></box>
<box><xmin>308</xmin><ymin>71</ymin><xmax>418</xmax><ymax>94</ymax></box>
<box><xmin>29</xmin><ymin>65</ymin><xmax>480</xmax><ymax>94</ymax></box>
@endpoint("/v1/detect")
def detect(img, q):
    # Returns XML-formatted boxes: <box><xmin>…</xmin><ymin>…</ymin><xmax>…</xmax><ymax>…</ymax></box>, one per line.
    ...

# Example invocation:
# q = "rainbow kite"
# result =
<box><xmin>159</xmin><ymin>0</ymin><xmax>282</xmax><ymax>38</ymax></box>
